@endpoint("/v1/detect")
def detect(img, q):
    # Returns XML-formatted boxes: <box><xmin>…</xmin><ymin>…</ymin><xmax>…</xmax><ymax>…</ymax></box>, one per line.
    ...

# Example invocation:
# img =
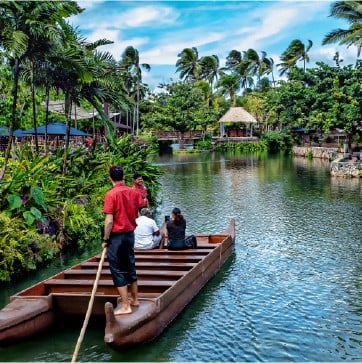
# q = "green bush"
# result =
<box><xmin>0</xmin><ymin>136</ymin><xmax>162</xmax><ymax>281</ymax></box>
<box><xmin>213</xmin><ymin>140</ymin><xmax>267</xmax><ymax>153</ymax></box>
<box><xmin>0</xmin><ymin>213</ymin><xmax>58</xmax><ymax>282</ymax></box>
<box><xmin>195</xmin><ymin>134</ymin><xmax>212</xmax><ymax>150</ymax></box>
<box><xmin>261</xmin><ymin>131</ymin><xmax>294</xmax><ymax>153</ymax></box>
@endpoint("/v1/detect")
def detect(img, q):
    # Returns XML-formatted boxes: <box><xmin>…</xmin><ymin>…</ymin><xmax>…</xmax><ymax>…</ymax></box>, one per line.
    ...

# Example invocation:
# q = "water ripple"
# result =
<box><xmin>1</xmin><ymin>153</ymin><xmax>360</xmax><ymax>362</ymax></box>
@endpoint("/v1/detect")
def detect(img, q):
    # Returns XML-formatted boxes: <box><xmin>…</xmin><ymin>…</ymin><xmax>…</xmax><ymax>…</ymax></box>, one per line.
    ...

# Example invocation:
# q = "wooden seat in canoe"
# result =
<box><xmin>135</xmin><ymin>248</ymin><xmax>214</xmax><ymax>254</ymax></box>
<box><xmin>134</xmin><ymin>254</ymin><xmax>206</xmax><ymax>262</ymax></box>
<box><xmin>80</xmin><ymin>261</ymin><xmax>197</xmax><ymax>270</ymax></box>
<box><xmin>44</xmin><ymin>279</ymin><xmax>174</xmax><ymax>294</ymax></box>
<box><xmin>63</xmin><ymin>269</ymin><xmax>187</xmax><ymax>280</ymax></box>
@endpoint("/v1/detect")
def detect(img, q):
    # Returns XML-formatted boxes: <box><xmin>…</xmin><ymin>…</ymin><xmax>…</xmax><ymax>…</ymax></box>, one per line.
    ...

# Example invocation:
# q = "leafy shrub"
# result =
<box><xmin>195</xmin><ymin>134</ymin><xmax>212</xmax><ymax>150</ymax></box>
<box><xmin>261</xmin><ymin>131</ymin><xmax>294</xmax><ymax>153</ymax></box>
<box><xmin>0</xmin><ymin>213</ymin><xmax>58</xmax><ymax>281</ymax></box>
<box><xmin>0</xmin><ymin>136</ymin><xmax>163</xmax><ymax>281</ymax></box>
<box><xmin>213</xmin><ymin>140</ymin><xmax>267</xmax><ymax>153</ymax></box>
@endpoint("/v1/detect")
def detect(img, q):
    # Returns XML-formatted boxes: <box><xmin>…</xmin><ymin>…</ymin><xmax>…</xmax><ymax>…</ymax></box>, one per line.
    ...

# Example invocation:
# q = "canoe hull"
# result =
<box><xmin>104</xmin><ymin>226</ymin><xmax>235</xmax><ymax>349</ymax></box>
<box><xmin>0</xmin><ymin>219</ymin><xmax>235</xmax><ymax>349</ymax></box>
<box><xmin>0</xmin><ymin>296</ymin><xmax>55</xmax><ymax>345</ymax></box>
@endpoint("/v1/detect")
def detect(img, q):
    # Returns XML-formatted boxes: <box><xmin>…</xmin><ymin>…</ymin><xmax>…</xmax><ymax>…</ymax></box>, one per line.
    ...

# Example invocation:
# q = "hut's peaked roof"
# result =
<box><xmin>218</xmin><ymin>107</ymin><xmax>257</xmax><ymax>123</ymax></box>
<box><xmin>42</xmin><ymin>101</ymin><xmax>119</xmax><ymax>120</ymax></box>
<box><xmin>42</xmin><ymin>101</ymin><xmax>94</xmax><ymax>120</ymax></box>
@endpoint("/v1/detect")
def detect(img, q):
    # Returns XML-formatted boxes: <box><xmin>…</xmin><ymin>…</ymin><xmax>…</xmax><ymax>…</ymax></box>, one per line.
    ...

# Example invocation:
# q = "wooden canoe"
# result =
<box><xmin>0</xmin><ymin>219</ymin><xmax>235</xmax><ymax>349</ymax></box>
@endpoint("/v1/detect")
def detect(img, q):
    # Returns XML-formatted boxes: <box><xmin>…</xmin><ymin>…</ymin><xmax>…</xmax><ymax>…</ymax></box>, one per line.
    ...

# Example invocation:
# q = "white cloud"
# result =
<box><xmin>311</xmin><ymin>45</ymin><xmax>358</xmax><ymax>66</ymax></box>
<box><xmin>85</xmin><ymin>29</ymin><xmax>119</xmax><ymax>44</ymax></box>
<box><xmin>121</xmin><ymin>5</ymin><xmax>179</xmax><ymax>27</ymax></box>
<box><xmin>71</xmin><ymin>0</ymin><xmax>359</xmax><ymax>91</ymax></box>
<box><xmin>141</xmin><ymin>30</ymin><xmax>225</xmax><ymax>66</ymax></box>
<box><xmin>226</xmin><ymin>2</ymin><xmax>327</xmax><ymax>54</ymax></box>
<box><xmin>77</xmin><ymin>1</ymin><xmax>99</xmax><ymax>10</ymax></box>
<box><xmin>73</xmin><ymin>3</ymin><xmax>179</xmax><ymax>30</ymax></box>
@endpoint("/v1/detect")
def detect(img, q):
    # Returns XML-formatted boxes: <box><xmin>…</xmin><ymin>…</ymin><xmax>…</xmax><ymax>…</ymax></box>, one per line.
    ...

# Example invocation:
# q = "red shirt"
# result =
<box><xmin>132</xmin><ymin>183</ymin><xmax>148</xmax><ymax>207</ymax></box>
<box><xmin>103</xmin><ymin>183</ymin><xmax>144</xmax><ymax>233</ymax></box>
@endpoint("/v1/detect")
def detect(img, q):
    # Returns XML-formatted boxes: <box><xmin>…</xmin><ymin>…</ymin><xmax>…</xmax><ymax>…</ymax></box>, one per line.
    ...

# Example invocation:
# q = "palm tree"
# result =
<box><xmin>120</xmin><ymin>46</ymin><xmax>150</xmax><ymax>135</ymax></box>
<box><xmin>0</xmin><ymin>1</ymin><xmax>82</xmax><ymax>180</ymax></box>
<box><xmin>243</xmin><ymin>48</ymin><xmax>262</xmax><ymax>79</ymax></box>
<box><xmin>322</xmin><ymin>0</ymin><xmax>362</xmax><ymax>57</ymax></box>
<box><xmin>176</xmin><ymin>47</ymin><xmax>201</xmax><ymax>82</ymax></box>
<box><xmin>22</xmin><ymin>2</ymin><xmax>83</xmax><ymax>152</ymax></box>
<box><xmin>0</xmin><ymin>2</ymin><xmax>29</xmax><ymax>180</ymax></box>
<box><xmin>198</xmin><ymin>54</ymin><xmax>220</xmax><ymax>88</ymax></box>
<box><xmin>216</xmin><ymin>72</ymin><xmax>240</xmax><ymax>106</ymax></box>
<box><xmin>261</xmin><ymin>55</ymin><xmax>276</xmax><ymax>87</ymax></box>
<box><xmin>277</xmin><ymin>39</ymin><xmax>313</xmax><ymax>75</ymax></box>
<box><xmin>46</xmin><ymin>24</ymin><xmax>118</xmax><ymax>174</ymax></box>
<box><xmin>223</xmin><ymin>49</ymin><xmax>254</xmax><ymax>91</ymax></box>
<box><xmin>225</xmin><ymin>49</ymin><xmax>243</xmax><ymax>68</ymax></box>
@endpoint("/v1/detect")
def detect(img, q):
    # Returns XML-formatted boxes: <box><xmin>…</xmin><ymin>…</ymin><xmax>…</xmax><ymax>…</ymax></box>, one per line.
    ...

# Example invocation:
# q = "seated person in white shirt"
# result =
<box><xmin>135</xmin><ymin>208</ymin><xmax>164</xmax><ymax>249</ymax></box>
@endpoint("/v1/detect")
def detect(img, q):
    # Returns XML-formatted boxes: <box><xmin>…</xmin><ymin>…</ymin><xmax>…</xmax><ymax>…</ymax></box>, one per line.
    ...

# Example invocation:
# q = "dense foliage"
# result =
<box><xmin>0</xmin><ymin>137</ymin><xmax>162</xmax><ymax>281</ymax></box>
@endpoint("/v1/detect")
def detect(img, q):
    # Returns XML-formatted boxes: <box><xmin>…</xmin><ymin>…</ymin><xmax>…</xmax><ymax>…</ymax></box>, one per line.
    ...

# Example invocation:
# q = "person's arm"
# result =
<box><xmin>102</xmin><ymin>213</ymin><xmax>113</xmax><ymax>248</ymax></box>
<box><xmin>151</xmin><ymin>219</ymin><xmax>161</xmax><ymax>236</ymax></box>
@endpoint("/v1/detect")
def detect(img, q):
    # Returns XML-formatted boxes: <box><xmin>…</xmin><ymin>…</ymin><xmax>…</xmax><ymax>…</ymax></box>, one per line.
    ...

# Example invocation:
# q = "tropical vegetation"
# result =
<box><xmin>0</xmin><ymin>0</ymin><xmax>361</xmax><ymax>281</ymax></box>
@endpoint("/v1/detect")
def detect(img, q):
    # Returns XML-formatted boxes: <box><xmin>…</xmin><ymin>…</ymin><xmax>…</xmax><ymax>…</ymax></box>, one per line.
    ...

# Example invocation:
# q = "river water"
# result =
<box><xmin>1</xmin><ymin>152</ymin><xmax>361</xmax><ymax>362</ymax></box>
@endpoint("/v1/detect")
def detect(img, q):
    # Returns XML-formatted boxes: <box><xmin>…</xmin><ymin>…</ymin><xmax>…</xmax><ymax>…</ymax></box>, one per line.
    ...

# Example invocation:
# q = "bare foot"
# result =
<box><xmin>114</xmin><ymin>306</ymin><xmax>132</xmax><ymax>315</ymax></box>
<box><xmin>130</xmin><ymin>299</ymin><xmax>139</xmax><ymax>307</ymax></box>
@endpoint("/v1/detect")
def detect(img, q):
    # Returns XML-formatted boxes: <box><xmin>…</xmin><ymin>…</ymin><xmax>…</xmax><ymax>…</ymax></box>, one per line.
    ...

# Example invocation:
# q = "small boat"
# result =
<box><xmin>0</xmin><ymin>219</ymin><xmax>235</xmax><ymax>349</ymax></box>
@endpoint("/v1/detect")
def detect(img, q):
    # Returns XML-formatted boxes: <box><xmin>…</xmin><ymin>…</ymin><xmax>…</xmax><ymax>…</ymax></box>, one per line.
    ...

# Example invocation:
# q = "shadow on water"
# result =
<box><xmin>110</xmin><ymin>252</ymin><xmax>238</xmax><ymax>363</ymax></box>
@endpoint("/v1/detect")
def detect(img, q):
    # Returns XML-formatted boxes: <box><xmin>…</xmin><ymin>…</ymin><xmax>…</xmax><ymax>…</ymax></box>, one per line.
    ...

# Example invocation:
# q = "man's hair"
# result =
<box><xmin>140</xmin><ymin>208</ymin><xmax>151</xmax><ymax>217</ymax></box>
<box><xmin>110</xmin><ymin>166</ymin><xmax>124</xmax><ymax>181</ymax></box>
<box><xmin>133</xmin><ymin>172</ymin><xmax>142</xmax><ymax>180</ymax></box>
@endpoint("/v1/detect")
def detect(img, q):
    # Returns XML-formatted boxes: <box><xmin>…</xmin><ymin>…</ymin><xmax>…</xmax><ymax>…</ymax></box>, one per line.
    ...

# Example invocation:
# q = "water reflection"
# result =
<box><xmin>154</xmin><ymin>152</ymin><xmax>361</xmax><ymax>362</ymax></box>
<box><xmin>1</xmin><ymin>152</ymin><xmax>361</xmax><ymax>362</ymax></box>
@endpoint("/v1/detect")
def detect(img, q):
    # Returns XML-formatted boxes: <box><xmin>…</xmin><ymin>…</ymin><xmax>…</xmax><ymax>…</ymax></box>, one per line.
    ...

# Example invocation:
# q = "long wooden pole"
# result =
<box><xmin>71</xmin><ymin>247</ymin><xmax>107</xmax><ymax>363</ymax></box>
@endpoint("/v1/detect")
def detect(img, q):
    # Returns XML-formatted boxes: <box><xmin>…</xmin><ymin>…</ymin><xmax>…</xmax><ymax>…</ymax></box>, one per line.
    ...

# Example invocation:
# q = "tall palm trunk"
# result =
<box><xmin>31</xmin><ymin>60</ymin><xmax>39</xmax><ymax>153</ymax></box>
<box><xmin>231</xmin><ymin>90</ymin><xmax>236</xmax><ymax>107</ymax></box>
<box><xmin>136</xmin><ymin>84</ymin><xmax>140</xmax><ymax>136</ymax></box>
<box><xmin>44</xmin><ymin>84</ymin><xmax>50</xmax><ymax>154</ymax></box>
<box><xmin>132</xmin><ymin>108</ymin><xmax>136</xmax><ymax>134</ymax></box>
<box><xmin>62</xmin><ymin>92</ymin><xmax>72</xmax><ymax>175</ymax></box>
<box><xmin>0</xmin><ymin>58</ymin><xmax>20</xmax><ymax>181</ymax></box>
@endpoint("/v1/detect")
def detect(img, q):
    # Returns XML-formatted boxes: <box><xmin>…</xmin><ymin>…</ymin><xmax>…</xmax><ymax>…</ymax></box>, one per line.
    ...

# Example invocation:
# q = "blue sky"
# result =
<box><xmin>71</xmin><ymin>1</ymin><xmax>358</xmax><ymax>92</ymax></box>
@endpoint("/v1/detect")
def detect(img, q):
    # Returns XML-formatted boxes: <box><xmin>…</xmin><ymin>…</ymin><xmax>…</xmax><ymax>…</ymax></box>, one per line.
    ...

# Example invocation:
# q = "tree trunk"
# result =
<box><xmin>62</xmin><ymin>93</ymin><xmax>72</xmax><ymax>175</ymax></box>
<box><xmin>179</xmin><ymin>132</ymin><xmax>185</xmax><ymax>149</ymax></box>
<box><xmin>31</xmin><ymin>60</ymin><xmax>39</xmax><ymax>153</ymax></box>
<box><xmin>44</xmin><ymin>85</ymin><xmax>50</xmax><ymax>154</ymax></box>
<box><xmin>0</xmin><ymin>58</ymin><xmax>20</xmax><ymax>181</ymax></box>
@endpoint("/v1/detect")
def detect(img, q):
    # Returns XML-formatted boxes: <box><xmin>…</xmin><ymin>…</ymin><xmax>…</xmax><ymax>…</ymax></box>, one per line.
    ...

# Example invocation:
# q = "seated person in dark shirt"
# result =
<box><xmin>166</xmin><ymin>207</ymin><xmax>186</xmax><ymax>248</ymax></box>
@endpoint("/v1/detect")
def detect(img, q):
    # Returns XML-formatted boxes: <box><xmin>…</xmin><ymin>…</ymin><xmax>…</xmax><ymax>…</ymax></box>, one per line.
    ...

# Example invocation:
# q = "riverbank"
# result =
<box><xmin>293</xmin><ymin>146</ymin><xmax>362</xmax><ymax>178</ymax></box>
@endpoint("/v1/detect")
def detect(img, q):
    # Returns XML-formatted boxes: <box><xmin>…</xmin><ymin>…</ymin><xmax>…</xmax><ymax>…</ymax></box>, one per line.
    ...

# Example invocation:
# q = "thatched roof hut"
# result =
<box><xmin>218</xmin><ymin>107</ymin><xmax>257</xmax><ymax>136</ymax></box>
<box><xmin>218</xmin><ymin>107</ymin><xmax>257</xmax><ymax>124</ymax></box>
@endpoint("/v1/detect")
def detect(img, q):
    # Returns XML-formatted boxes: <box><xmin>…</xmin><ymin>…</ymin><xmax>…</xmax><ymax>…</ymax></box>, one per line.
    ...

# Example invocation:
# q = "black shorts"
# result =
<box><xmin>107</xmin><ymin>231</ymin><xmax>137</xmax><ymax>287</ymax></box>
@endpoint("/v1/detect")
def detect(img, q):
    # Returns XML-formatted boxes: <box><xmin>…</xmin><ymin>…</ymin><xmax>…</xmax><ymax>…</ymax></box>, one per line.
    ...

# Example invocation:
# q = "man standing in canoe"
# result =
<box><xmin>102</xmin><ymin>166</ymin><xmax>144</xmax><ymax>315</ymax></box>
